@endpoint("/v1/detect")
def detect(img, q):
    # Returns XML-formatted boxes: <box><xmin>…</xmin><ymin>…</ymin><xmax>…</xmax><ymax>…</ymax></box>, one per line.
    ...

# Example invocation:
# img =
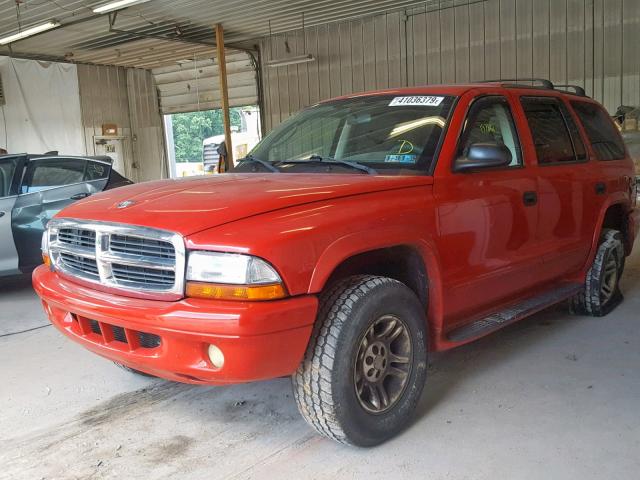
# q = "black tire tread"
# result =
<box><xmin>571</xmin><ymin>228</ymin><xmax>624</xmax><ymax>316</ymax></box>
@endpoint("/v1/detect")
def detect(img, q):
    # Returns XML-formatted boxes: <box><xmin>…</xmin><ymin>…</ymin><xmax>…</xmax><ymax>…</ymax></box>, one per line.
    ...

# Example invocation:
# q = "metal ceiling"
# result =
<box><xmin>0</xmin><ymin>0</ymin><xmax>445</xmax><ymax>69</ymax></box>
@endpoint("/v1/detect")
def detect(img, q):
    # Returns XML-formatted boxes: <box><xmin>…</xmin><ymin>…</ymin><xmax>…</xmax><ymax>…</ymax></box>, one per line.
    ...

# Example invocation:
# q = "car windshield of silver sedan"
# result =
<box><xmin>239</xmin><ymin>94</ymin><xmax>456</xmax><ymax>175</ymax></box>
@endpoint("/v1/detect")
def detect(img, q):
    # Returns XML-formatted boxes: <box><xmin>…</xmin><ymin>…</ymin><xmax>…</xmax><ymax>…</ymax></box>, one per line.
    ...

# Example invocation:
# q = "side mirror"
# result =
<box><xmin>454</xmin><ymin>143</ymin><xmax>512</xmax><ymax>172</ymax></box>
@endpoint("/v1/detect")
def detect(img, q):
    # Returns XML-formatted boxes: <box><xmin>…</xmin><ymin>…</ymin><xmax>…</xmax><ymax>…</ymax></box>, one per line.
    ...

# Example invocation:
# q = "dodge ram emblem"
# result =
<box><xmin>116</xmin><ymin>200</ymin><xmax>136</xmax><ymax>209</ymax></box>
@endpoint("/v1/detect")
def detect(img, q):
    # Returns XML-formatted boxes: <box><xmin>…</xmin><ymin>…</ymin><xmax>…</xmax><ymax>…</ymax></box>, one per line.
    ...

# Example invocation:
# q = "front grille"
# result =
<box><xmin>48</xmin><ymin>220</ymin><xmax>185</xmax><ymax>299</ymax></box>
<box><xmin>59</xmin><ymin>252</ymin><xmax>100</xmax><ymax>278</ymax></box>
<box><xmin>203</xmin><ymin>143</ymin><xmax>220</xmax><ymax>163</ymax></box>
<box><xmin>203</xmin><ymin>143</ymin><xmax>220</xmax><ymax>172</ymax></box>
<box><xmin>58</xmin><ymin>228</ymin><xmax>96</xmax><ymax>248</ymax></box>
<box><xmin>112</xmin><ymin>264</ymin><xmax>175</xmax><ymax>287</ymax></box>
<box><xmin>81</xmin><ymin>316</ymin><xmax>161</xmax><ymax>350</ymax></box>
<box><xmin>110</xmin><ymin>235</ymin><xmax>175</xmax><ymax>260</ymax></box>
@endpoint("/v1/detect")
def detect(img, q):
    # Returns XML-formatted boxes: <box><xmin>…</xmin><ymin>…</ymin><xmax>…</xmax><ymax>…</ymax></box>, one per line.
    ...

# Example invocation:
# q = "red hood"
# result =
<box><xmin>57</xmin><ymin>173</ymin><xmax>432</xmax><ymax>236</ymax></box>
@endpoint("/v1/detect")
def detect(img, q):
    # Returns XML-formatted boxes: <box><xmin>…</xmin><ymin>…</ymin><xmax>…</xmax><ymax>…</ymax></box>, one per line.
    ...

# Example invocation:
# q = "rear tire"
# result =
<box><xmin>293</xmin><ymin>275</ymin><xmax>428</xmax><ymax>446</ymax></box>
<box><xmin>570</xmin><ymin>229</ymin><xmax>625</xmax><ymax>317</ymax></box>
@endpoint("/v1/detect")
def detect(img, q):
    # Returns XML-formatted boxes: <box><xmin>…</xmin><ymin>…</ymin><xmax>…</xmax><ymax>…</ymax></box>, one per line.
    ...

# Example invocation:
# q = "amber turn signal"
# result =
<box><xmin>42</xmin><ymin>253</ymin><xmax>51</xmax><ymax>268</ymax></box>
<box><xmin>186</xmin><ymin>282</ymin><xmax>287</xmax><ymax>301</ymax></box>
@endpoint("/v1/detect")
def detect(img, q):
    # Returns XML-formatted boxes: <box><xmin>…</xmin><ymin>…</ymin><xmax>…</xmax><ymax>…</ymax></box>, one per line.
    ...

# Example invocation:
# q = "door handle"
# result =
<box><xmin>70</xmin><ymin>192</ymin><xmax>91</xmax><ymax>200</ymax></box>
<box><xmin>595</xmin><ymin>182</ymin><xmax>607</xmax><ymax>195</ymax></box>
<box><xmin>0</xmin><ymin>211</ymin><xmax>5</xmax><ymax>218</ymax></box>
<box><xmin>523</xmin><ymin>191</ymin><xmax>538</xmax><ymax>207</ymax></box>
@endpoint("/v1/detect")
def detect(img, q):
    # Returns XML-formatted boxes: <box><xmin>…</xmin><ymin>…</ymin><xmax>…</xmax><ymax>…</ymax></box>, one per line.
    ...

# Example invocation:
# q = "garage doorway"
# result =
<box><xmin>164</xmin><ymin>106</ymin><xmax>261</xmax><ymax>178</ymax></box>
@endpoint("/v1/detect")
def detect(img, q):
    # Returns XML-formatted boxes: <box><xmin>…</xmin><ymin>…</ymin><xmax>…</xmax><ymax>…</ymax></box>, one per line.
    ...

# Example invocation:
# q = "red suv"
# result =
<box><xmin>34</xmin><ymin>80</ymin><xmax>639</xmax><ymax>446</ymax></box>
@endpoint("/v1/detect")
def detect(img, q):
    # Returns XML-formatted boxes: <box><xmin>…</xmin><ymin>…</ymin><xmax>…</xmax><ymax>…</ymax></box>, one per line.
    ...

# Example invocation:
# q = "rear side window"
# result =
<box><xmin>571</xmin><ymin>101</ymin><xmax>626</xmax><ymax>160</ymax></box>
<box><xmin>521</xmin><ymin>97</ymin><xmax>586</xmax><ymax>164</ymax></box>
<box><xmin>22</xmin><ymin>158</ymin><xmax>87</xmax><ymax>193</ymax></box>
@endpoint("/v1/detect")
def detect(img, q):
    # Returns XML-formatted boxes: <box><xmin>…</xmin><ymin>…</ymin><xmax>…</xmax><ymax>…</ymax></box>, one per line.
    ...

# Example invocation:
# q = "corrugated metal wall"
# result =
<box><xmin>126</xmin><ymin>68</ymin><xmax>168</xmax><ymax>181</ymax></box>
<box><xmin>77</xmin><ymin>64</ymin><xmax>134</xmax><ymax>174</ymax></box>
<box><xmin>77</xmin><ymin>64</ymin><xmax>167</xmax><ymax>182</ymax></box>
<box><xmin>261</xmin><ymin>0</ymin><xmax>640</xmax><ymax>130</ymax></box>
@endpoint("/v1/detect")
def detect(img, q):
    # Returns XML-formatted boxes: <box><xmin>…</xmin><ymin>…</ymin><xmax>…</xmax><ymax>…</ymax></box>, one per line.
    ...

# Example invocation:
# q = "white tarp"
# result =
<box><xmin>0</xmin><ymin>56</ymin><xmax>84</xmax><ymax>155</ymax></box>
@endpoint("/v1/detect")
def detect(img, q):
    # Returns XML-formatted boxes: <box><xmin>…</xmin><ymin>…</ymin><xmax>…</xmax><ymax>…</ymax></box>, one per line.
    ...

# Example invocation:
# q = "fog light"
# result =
<box><xmin>208</xmin><ymin>344</ymin><xmax>225</xmax><ymax>369</ymax></box>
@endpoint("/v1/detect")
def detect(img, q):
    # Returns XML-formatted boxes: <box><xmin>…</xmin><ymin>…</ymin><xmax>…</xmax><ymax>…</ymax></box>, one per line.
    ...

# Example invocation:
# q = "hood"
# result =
<box><xmin>57</xmin><ymin>173</ymin><xmax>432</xmax><ymax>236</ymax></box>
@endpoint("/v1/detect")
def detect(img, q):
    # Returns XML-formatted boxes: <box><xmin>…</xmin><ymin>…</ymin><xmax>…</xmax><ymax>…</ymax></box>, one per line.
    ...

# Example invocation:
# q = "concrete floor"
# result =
<box><xmin>1</xmin><ymin>250</ymin><xmax>639</xmax><ymax>480</ymax></box>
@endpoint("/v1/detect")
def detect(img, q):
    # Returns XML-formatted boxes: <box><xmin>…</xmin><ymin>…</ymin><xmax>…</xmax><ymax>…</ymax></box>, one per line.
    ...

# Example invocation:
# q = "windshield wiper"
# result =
<box><xmin>280</xmin><ymin>155</ymin><xmax>377</xmax><ymax>175</ymax></box>
<box><xmin>236</xmin><ymin>155</ymin><xmax>280</xmax><ymax>173</ymax></box>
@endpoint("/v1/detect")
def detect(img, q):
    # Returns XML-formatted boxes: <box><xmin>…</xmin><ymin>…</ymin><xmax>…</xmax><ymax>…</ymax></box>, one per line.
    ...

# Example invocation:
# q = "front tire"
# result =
<box><xmin>571</xmin><ymin>229</ymin><xmax>625</xmax><ymax>317</ymax></box>
<box><xmin>293</xmin><ymin>275</ymin><xmax>428</xmax><ymax>446</ymax></box>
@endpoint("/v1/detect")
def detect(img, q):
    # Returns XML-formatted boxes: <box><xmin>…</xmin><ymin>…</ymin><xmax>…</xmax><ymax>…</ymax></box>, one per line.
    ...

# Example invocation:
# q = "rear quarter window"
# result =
<box><xmin>571</xmin><ymin>101</ymin><xmax>626</xmax><ymax>161</ymax></box>
<box><xmin>85</xmin><ymin>161</ymin><xmax>109</xmax><ymax>181</ymax></box>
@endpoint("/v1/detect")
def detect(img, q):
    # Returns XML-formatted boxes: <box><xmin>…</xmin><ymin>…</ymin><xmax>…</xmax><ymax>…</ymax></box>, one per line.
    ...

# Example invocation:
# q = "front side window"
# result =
<box><xmin>571</xmin><ymin>101</ymin><xmax>626</xmax><ymax>161</ymax></box>
<box><xmin>22</xmin><ymin>158</ymin><xmax>87</xmax><ymax>193</ymax></box>
<box><xmin>521</xmin><ymin>97</ymin><xmax>586</xmax><ymax>164</ymax></box>
<box><xmin>457</xmin><ymin>96</ymin><xmax>522</xmax><ymax>167</ymax></box>
<box><xmin>0</xmin><ymin>157</ymin><xmax>19</xmax><ymax>198</ymax></box>
<box><xmin>249</xmin><ymin>95</ymin><xmax>456</xmax><ymax>174</ymax></box>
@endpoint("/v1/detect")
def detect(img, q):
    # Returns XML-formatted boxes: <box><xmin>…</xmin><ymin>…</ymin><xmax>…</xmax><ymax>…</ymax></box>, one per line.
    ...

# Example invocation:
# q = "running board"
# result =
<box><xmin>446</xmin><ymin>283</ymin><xmax>583</xmax><ymax>343</ymax></box>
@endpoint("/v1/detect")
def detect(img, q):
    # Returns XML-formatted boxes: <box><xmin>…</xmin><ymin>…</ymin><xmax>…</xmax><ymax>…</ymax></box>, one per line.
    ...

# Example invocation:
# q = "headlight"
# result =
<box><xmin>186</xmin><ymin>251</ymin><xmax>286</xmax><ymax>301</ymax></box>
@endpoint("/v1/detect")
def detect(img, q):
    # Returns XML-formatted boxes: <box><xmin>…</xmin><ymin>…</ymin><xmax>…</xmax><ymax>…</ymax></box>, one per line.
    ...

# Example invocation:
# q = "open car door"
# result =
<box><xmin>12</xmin><ymin>156</ymin><xmax>112</xmax><ymax>270</ymax></box>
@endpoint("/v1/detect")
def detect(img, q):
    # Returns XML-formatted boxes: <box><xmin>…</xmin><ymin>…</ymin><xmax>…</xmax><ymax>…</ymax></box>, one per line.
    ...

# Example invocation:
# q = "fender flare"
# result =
<box><xmin>587</xmin><ymin>195</ymin><xmax>630</xmax><ymax>265</ymax></box>
<box><xmin>307</xmin><ymin>226</ymin><xmax>446</xmax><ymax>341</ymax></box>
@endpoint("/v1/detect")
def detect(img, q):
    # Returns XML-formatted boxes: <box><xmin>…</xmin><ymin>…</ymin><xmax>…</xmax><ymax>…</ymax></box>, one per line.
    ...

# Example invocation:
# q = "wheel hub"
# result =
<box><xmin>364</xmin><ymin>342</ymin><xmax>388</xmax><ymax>380</ymax></box>
<box><xmin>354</xmin><ymin>315</ymin><xmax>412</xmax><ymax>414</ymax></box>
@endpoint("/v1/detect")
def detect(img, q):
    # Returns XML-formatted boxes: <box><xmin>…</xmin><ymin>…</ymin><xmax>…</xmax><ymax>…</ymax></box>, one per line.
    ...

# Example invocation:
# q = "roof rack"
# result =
<box><xmin>554</xmin><ymin>84</ymin><xmax>587</xmax><ymax>97</ymax></box>
<box><xmin>479</xmin><ymin>78</ymin><xmax>554</xmax><ymax>89</ymax></box>
<box><xmin>478</xmin><ymin>78</ymin><xmax>589</xmax><ymax>97</ymax></box>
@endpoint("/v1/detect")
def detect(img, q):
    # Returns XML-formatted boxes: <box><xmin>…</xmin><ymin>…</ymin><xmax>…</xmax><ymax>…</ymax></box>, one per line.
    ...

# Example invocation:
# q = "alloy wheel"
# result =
<box><xmin>600</xmin><ymin>254</ymin><xmax>619</xmax><ymax>304</ymax></box>
<box><xmin>354</xmin><ymin>314</ymin><xmax>413</xmax><ymax>414</ymax></box>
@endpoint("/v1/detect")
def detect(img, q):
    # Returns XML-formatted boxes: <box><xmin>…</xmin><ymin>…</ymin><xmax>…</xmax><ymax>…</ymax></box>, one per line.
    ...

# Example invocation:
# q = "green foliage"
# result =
<box><xmin>171</xmin><ymin>108</ymin><xmax>243</xmax><ymax>163</ymax></box>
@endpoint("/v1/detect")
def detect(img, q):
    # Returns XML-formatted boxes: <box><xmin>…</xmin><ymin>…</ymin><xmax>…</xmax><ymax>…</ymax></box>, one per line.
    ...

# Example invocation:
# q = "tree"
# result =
<box><xmin>171</xmin><ymin>108</ymin><xmax>243</xmax><ymax>163</ymax></box>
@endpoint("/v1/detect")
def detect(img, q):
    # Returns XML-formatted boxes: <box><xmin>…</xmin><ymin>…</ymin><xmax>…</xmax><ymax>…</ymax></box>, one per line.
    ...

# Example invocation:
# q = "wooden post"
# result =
<box><xmin>215</xmin><ymin>23</ymin><xmax>233</xmax><ymax>172</ymax></box>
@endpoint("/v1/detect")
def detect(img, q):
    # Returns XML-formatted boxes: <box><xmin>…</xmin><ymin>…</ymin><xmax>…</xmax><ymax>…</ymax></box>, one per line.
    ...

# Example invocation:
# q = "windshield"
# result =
<box><xmin>249</xmin><ymin>94</ymin><xmax>456</xmax><ymax>174</ymax></box>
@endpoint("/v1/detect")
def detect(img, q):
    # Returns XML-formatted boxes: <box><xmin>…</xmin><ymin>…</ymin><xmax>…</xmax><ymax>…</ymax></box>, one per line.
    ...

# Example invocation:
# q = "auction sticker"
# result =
<box><xmin>389</xmin><ymin>96</ymin><xmax>444</xmax><ymax>107</ymax></box>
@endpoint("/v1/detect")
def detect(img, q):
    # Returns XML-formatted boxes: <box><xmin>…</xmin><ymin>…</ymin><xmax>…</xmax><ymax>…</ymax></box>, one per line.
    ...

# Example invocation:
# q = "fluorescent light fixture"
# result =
<box><xmin>0</xmin><ymin>21</ymin><xmax>60</xmax><ymax>45</ymax></box>
<box><xmin>93</xmin><ymin>0</ymin><xmax>151</xmax><ymax>14</ymax></box>
<box><xmin>266</xmin><ymin>54</ymin><xmax>316</xmax><ymax>68</ymax></box>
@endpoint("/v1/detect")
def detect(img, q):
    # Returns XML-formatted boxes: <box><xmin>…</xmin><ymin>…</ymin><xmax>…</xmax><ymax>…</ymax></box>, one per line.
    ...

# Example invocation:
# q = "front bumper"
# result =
<box><xmin>33</xmin><ymin>266</ymin><xmax>318</xmax><ymax>385</ymax></box>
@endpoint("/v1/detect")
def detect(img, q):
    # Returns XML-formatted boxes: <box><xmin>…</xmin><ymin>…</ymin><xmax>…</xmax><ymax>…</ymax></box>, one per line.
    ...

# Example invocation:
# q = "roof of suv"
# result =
<box><xmin>329</xmin><ymin>79</ymin><xmax>598</xmax><ymax>104</ymax></box>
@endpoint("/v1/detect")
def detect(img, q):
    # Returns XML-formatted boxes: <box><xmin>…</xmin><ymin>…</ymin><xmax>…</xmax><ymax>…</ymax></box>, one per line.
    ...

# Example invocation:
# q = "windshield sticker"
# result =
<box><xmin>389</xmin><ymin>96</ymin><xmax>444</xmax><ymax>107</ymax></box>
<box><xmin>385</xmin><ymin>154</ymin><xmax>418</xmax><ymax>164</ymax></box>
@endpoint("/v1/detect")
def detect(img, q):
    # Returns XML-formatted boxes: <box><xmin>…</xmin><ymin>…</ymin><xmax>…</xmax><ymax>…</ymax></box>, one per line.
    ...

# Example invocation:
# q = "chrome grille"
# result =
<box><xmin>59</xmin><ymin>252</ymin><xmax>100</xmax><ymax>278</ymax></box>
<box><xmin>58</xmin><ymin>228</ymin><xmax>96</xmax><ymax>248</ymax></box>
<box><xmin>110</xmin><ymin>234</ymin><xmax>175</xmax><ymax>260</ymax></box>
<box><xmin>203</xmin><ymin>143</ymin><xmax>220</xmax><ymax>172</ymax></box>
<box><xmin>47</xmin><ymin>219</ymin><xmax>186</xmax><ymax>300</ymax></box>
<box><xmin>111</xmin><ymin>264</ymin><xmax>175</xmax><ymax>286</ymax></box>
